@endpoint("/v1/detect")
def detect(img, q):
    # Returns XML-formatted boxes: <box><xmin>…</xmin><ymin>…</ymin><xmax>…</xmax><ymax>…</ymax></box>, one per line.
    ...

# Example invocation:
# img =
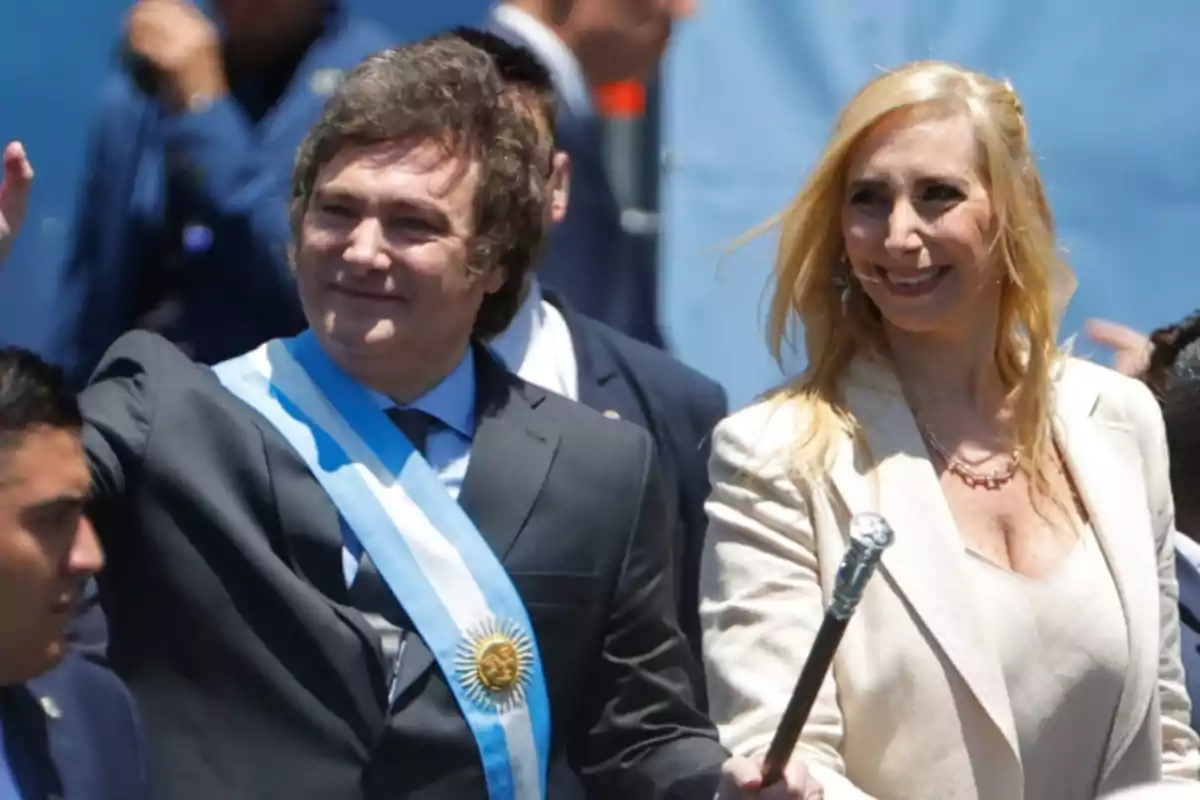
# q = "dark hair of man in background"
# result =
<box><xmin>0</xmin><ymin>350</ymin><xmax>83</xmax><ymax>444</ymax></box>
<box><xmin>450</xmin><ymin>27</ymin><xmax>562</xmax><ymax>290</ymax></box>
<box><xmin>450</xmin><ymin>26</ymin><xmax>560</xmax><ymax>147</ymax></box>
<box><xmin>1140</xmin><ymin>310</ymin><xmax>1200</xmax><ymax>538</ymax></box>
<box><xmin>289</xmin><ymin>33</ymin><xmax>552</xmax><ymax>340</ymax></box>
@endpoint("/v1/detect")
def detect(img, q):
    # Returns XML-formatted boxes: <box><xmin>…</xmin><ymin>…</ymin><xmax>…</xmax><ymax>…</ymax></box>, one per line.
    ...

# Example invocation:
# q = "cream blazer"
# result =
<box><xmin>700</xmin><ymin>356</ymin><xmax>1200</xmax><ymax>799</ymax></box>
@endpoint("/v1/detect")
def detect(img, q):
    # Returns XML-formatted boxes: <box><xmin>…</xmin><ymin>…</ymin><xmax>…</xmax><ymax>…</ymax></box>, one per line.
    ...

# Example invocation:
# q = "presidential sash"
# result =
<box><xmin>213</xmin><ymin>331</ymin><xmax>550</xmax><ymax>800</ymax></box>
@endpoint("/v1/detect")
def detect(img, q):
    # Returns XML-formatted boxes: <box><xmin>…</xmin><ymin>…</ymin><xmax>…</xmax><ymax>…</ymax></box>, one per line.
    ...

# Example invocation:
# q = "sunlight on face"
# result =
<box><xmin>293</xmin><ymin>140</ymin><xmax>504</xmax><ymax>377</ymax></box>
<box><xmin>841</xmin><ymin>112</ymin><xmax>1000</xmax><ymax>340</ymax></box>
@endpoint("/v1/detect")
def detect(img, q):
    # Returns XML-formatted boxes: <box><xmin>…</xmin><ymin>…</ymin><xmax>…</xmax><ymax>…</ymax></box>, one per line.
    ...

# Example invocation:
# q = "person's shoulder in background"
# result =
<box><xmin>20</xmin><ymin>653</ymin><xmax>151</xmax><ymax>799</ymax></box>
<box><xmin>564</xmin><ymin>302</ymin><xmax>728</xmax><ymax>433</ymax></box>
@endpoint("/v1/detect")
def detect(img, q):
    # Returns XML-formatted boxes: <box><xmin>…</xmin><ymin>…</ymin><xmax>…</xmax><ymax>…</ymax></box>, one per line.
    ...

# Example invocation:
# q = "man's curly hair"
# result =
<box><xmin>289</xmin><ymin>32</ymin><xmax>551</xmax><ymax>339</ymax></box>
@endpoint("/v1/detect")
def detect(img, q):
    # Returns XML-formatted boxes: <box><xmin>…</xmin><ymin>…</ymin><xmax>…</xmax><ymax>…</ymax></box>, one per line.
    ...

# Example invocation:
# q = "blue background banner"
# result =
<box><xmin>0</xmin><ymin>0</ymin><xmax>488</xmax><ymax>353</ymax></box>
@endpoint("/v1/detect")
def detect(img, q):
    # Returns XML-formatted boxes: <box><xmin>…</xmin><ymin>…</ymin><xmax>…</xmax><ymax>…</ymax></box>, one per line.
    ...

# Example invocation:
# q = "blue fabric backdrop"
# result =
<box><xmin>0</xmin><ymin>0</ymin><xmax>489</xmax><ymax>353</ymax></box>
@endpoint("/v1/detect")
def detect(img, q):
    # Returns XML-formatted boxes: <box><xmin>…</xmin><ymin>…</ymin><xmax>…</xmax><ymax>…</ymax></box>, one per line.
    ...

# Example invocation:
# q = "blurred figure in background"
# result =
<box><xmin>701</xmin><ymin>61</ymin><xmax>1200</xmax><ymax>797</ymax></box>
<box><xmin>487</xmin><ymin>0</ymin><xmax>694</xmax><ymax>348</ymax></box>
<box><xmin>48</xmin><ymin>0</ymin><xmax>391</xmax><ymax>388</ymax></box>
<box><xmin>1088</xmin><ymin>318</ymin><xmax>1155</xmax><ymax>377</ymax></box>
<box><xmin>1136</xmin><ymin>311</ymin><xmax>1200</xmax><ymax>734</ymax></box>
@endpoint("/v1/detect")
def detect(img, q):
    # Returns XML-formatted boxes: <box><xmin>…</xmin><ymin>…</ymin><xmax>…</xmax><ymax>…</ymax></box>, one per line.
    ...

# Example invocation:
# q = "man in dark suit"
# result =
<box><xmin>4</xmin><ymin>35</ymin><xmax>816</xmax><ymax>799</ymax></box>
<box><xmin>486</xmin><ymin>0</ymin><xmax>694</xmax><ymax>348</ymax></box>
<box><xmin>456</xmin><ymin>27</ymin><xmax>726</xmax><ymax>674</ymax></box>
<box><xmin>0</xmin><ymin>346</ymin><xmax>149</xmax><ymax>800</ymax></box>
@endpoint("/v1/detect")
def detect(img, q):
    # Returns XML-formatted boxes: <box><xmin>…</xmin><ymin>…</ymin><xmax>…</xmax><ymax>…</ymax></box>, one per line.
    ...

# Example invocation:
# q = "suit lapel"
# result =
<box><xmin>3</xmin><ymin>684</ymin><xmax>62</xmax><ymax>799</ymax></box>
<box><xmin>1053</xmin><ymin>367</ymin><xmax>1159</xmax><ymax>780</ymax></box>
<box><xmin>828</xmin><ymin>358</ymin><xmax>1020</xmax><ymax>761</ymax></box>
<box><xmin>253</xmin><ymin>396</ymin><xmax>391</xmax><ymax>740</ymax></box>
<box><xmin>546</xmin><ymin>291</ymin><xmax>641</xmax><ymax>423</ymax></box>
<box><xmin>458</xmin><ymin>346</ymin><xmax>561</xmax><ymax>560</ymax></box>
<box><xmin>389</xmin><ymin>346</ymin><xmax>561</xmax><ymax>703</ymax></box>
<box><xmin>830</xmin><ymin>358</ymin><xmax>1163</xmax><ymax>777</ymax></box>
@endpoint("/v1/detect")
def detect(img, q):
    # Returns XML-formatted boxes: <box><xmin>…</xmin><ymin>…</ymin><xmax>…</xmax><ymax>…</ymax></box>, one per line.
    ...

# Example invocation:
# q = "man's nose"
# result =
<box><xmin>342</xmin><ymin>217</ymin><xmax>391</xmax><ymax>270</ymax></box>
<box><xmin>68</xmin><ymin>516</ymin><xmax>104</xmax><ymax>578</ymax></box>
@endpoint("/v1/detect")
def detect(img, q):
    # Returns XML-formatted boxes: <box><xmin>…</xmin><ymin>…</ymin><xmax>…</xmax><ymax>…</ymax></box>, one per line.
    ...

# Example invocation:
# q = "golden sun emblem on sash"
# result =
<box><xmin>456</xmin><ymin>617</ymin><xmax>535</xmax><ymax>711</ymax></box>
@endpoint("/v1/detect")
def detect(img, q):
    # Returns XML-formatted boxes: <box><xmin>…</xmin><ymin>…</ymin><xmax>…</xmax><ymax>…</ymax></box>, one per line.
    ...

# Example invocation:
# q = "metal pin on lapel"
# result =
<box><xmin>39</xmin><ymin>696</ymin><xmax>62</xmax><ymax>720</ymax></box>
<box><xmin>603</xmin><ymin>410</ymin><xmax>621</xmax><ymax>420</ymax></box>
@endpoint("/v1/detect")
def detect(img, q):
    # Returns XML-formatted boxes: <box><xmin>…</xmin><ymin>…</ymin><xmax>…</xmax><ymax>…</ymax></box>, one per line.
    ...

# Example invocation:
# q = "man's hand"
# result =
<box><xmin>718</xmin><ymin>755</ymin><xmax>824</xmax><ymax>799</ymax></box>
<box><xmin>0</xmin><ymin>141</ymin><xmax>34</xmax><ymax>266</ymax></box>
<box><xmin>1085</xmin><ymin>318</ymin><xmax>1153</xmax><ymax>377</ymax></box>
<box><xmin>127</xmin><ymin>0</ymin><xmax>227</xmax><ymax>113</ymax></box>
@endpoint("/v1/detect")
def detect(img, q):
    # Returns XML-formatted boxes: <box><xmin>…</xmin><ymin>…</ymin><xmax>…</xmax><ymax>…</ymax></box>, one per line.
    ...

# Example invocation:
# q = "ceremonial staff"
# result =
<box><xmin>761</xmin><ymin>512</ymin><xmax>895</xmax><ymax>786</ymax></box>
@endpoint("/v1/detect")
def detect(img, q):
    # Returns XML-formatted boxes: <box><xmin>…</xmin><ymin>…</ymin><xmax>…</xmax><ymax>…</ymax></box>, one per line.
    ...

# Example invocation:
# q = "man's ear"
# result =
<box><xmin>548</xmin><ymin>150</ymin><xmax>571</xmax><ymax>224</ymax></box>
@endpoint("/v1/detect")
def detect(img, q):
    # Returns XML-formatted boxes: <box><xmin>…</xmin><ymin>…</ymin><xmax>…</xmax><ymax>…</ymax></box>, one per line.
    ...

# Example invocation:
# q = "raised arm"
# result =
<box><xmin>0</xmin><ymin>140</ymin><xmax>34</xmax><ymax>266</ymax></box>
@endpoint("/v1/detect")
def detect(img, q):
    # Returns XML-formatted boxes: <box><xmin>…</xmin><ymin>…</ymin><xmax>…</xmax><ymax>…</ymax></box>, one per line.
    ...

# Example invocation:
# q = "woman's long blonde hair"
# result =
<box><xmin>768</xmin><ymin>61</ymin><xmax>1076</xmax><ymax>498</ymax></box>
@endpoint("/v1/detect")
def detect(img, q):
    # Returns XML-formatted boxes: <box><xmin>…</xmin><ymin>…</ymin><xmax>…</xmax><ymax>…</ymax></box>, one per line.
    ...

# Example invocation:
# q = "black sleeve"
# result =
<box><xmin>572</xmin><ymin>432</ymin><xmax>728</xmax><ymax>798</ymax></box>
<box><xmin>677</xmin><ymin>378</ymin><xmax>729</xmax><ymax>702</ymax></box>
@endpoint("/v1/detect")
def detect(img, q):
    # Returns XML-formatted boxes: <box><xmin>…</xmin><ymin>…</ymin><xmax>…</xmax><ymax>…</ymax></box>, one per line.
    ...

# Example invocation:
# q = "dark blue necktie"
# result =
<box><xmin>386</xmin><ymin>408</ymin><xmax>434</xmax><ymax>456</ymax></box>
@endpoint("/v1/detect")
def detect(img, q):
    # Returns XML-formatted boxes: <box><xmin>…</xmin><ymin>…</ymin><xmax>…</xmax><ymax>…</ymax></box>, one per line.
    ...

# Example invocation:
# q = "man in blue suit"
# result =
<box><xmin>487</xmin><ymin>0</ymin><xmax>694</xmax><ymax>348</ymax></box>
<box><xmin>0</xmin><ymin>343</ymin><xmax>149</xmax><ymax>797</ymax></box>
<box><xmin>458</xmin><ymin>28</ymin><xmax>727</xmax><ymax>675</ymax></box>
<box><xmin>50</xmin><ymin>0</ymin><xmax>392</xmax><ymax>387</ymax></box>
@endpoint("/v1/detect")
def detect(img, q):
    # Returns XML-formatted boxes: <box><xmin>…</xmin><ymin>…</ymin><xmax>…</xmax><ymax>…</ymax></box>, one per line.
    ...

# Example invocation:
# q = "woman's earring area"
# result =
<box><xmin>832</xmin><ymin>254</ymin><xmax>852</xmax><ymax>313</ymax></box>
<box><xmin>832</xmin><ymin>254</ymin><xmax>851</xmax><ymax>290</ymax></box>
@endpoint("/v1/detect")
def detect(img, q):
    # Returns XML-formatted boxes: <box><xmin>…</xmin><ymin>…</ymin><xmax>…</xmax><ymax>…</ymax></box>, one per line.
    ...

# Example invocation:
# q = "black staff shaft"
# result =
<box><xmin>760</xmin><ymin>612</ymin><xmax>850</xmax><ymax>786</ymax></box>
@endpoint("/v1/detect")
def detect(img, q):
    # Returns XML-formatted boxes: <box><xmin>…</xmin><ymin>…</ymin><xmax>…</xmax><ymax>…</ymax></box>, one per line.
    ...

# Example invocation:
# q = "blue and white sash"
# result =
<box><xmin>213</xmin><ymin>331</ymin><xmax>550</xmax><ymax>800</ymax></box>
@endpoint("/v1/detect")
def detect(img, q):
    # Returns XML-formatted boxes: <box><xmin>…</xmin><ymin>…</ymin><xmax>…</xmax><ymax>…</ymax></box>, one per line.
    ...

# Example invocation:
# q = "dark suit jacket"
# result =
<box><xmin>82</xmin><ymin>331</ymin><xmax>726</xmax><ymax>799</ymax></box>
<box><xmin>487</xmin><ymin>13</ymin><xmax>664</xmax><ymax>349</ymax></box>
<box><xmin>2</xmin><ymin>655</ymin><xmax>150</xmax><ymax>800</ymax></box>
<box><xmin>550</xmin><ymin>292</ymin><xmax>727</xmax><ymax>675</ymax></box>
<box><xmin>1177</xmin><ymin>549</ymin><xmax>1200</xmax><ymax>733</ymax></box>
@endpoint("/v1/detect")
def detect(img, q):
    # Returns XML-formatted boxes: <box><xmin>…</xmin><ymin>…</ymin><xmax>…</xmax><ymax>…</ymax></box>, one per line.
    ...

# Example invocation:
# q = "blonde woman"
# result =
<box><xmin>700</xmin><ymin>61</ymin><xmax>1200</xmax><ymax>799</ymax></box>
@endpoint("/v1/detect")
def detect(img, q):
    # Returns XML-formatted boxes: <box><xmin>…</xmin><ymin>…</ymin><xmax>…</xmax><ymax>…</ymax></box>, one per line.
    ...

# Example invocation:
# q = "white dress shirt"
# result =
<box><xmin>489</xmin><ymin>280</ymin><xmax>579</xmax><ymax>402</ymax></box>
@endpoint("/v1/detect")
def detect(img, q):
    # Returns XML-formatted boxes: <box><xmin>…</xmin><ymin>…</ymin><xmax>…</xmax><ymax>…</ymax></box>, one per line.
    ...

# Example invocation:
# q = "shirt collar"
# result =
<box><xmin>488</xmin><ymin>279</ymin><xmax>543</xmax><ymax>374</ymax></box>
<box><xmin>368</xmin><ymin>346</ymin><xmax>477</xmax><ymax>439</ymax></box>
<box><xmin>490</xmin><ymin>4</ymin><xmax>594</xmax><ymax>118</ymax></box>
